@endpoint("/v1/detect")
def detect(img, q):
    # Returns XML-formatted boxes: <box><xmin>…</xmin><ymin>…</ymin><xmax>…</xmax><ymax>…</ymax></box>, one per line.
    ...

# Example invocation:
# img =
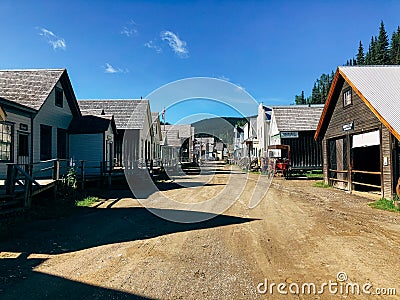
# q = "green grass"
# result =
<box><xmin>313</xmin><ymin>181</ymin><xmax>330</xmax><ymax>188</ymax></box>
<box><xmin>75</xmin><ymin>196</ymin><xmax>100</xmax><ymax>207</ymax></box>
<box><xmin>306</xmin><ymin>173</ymin><xmax>324</xmax><ymax>179</ymax></box>
<box><xmin>368</xmin><ymin>198</ymin><xmax>400</xmax><ymax>213</ymax></box>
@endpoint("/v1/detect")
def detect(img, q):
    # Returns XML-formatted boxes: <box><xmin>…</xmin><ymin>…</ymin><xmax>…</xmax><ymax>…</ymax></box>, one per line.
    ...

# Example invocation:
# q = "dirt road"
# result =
<box><xmin>1</xmin><ymin>162</ymin><xmax>399</xmax><ymax>299</ymax></box>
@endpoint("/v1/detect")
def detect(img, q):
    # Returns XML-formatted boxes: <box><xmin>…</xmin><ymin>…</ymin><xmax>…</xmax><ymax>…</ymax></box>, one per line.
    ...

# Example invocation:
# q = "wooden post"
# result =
<box><xmin>53</xmin><ymin>160</ymin><xmax>60</xmax><ymax>180</ymax></box>
<box><xmin>24</xmin><ymin>164</ymin><xmax>32</xmax><ymax>207</ymax></box>
<box><xmin>81</xmin><ymin>160</ymin><xmax>85</xmax><ymax>190</ymax></box>
<box><xmin>6</xmin><ymin>164</ymin><xmax>16</xmax><ymax>195</ymax></box>
<box><xmin>52</xmin><ymin>160</ymin><xmax>60</xmax><ymax>200</ymax></box>
<box><xmin>100</xmin><ymin>161</ymin><xmax>104</xmax><ymax>177</ymax></box>
<box><xmin>107</xmin><ymin>167</ymin><xmax>112</xmax><ymax>187</ymax></box>
<box><xmin>347</xmin><ymin>134</ymin><xmax>352</xmax><ymax>193</ymax></box>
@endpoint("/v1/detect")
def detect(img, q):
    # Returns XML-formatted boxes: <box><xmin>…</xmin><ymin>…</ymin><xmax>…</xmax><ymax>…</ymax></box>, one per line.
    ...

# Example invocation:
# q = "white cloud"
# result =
<box><xmin>144</xmin><ymin>40</ymin><xmax>162</xmax><ymax>53</ymax></box>
<box><xmin>104</xmin><ymin>63</ymin><xmax>129</xmax><ymax>74</ymax></box>
<box><xmin>121</xmin><ymin>26</ymin><xmax>138</xmax><ymax>37</ymax></box>
<box><xmin>160</xmin><ymin>30</ymin><xmax>188</xmax><ymax>57</ymax></box>
<box><xmin>38</xmin><ymin>27</ymin><xmax>66</xmax><ymax>50</ymax></box>
<box><xmin>121</xmin><ymin>19</ymin><xmax>138</xmax><ymax>37</ymax></box>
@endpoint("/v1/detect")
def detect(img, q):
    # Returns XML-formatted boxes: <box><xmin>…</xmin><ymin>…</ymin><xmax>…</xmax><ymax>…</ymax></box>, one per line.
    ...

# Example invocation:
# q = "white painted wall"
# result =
<box><xmin>32</xmin><ymin>81</ymin><xmax>73</xmax><ymax>163</ymax></box>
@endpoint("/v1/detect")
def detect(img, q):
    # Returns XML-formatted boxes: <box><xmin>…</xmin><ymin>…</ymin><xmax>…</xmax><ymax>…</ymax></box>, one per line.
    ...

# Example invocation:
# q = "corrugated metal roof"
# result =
<box><xmin>339</xmin><ymin>66</ymin><xmax>400</xmax><ymax>138</ymax></box>
<box><xmin>272</xmin><ymin>105</ymin><xmax>324</xmax><ymax>132</ymax></box>
<box><xmin>0</xmin><ymin>69</ymin><xmax>64</xmax><ymax>110</ymax></box>
<box><xmin>78</xmin><ymin>99</ymin><xmax>149</xmax><ymax>130</ymax></box>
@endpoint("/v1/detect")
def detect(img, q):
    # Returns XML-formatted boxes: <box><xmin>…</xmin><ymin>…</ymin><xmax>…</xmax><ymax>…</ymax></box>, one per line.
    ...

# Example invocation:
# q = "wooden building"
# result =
<box><xmin>78</xmin><ymin>99</ymin><xmax>153</xmax><ymax>168</ymax></box>
<box><xmin>0</xmin><ymin>69</ymin><xmax>81</xmax><ymax>177</ymax></box>
<box><xmin>269</xmin><ymin>105</ymin><xmax>324</xmax><ymax>172</ymax></box>
<box><xmin>151</xmin><ymin>112</ymin><xmax>162</xmax><ymax>166</ymax></box>
<box><xmin>161</xmin><ymin>124</ymin><xmax>194</xmax><ymax>164</ymax></box>
<box><xmin>315</xmin><ymin>66</ymin><xmax>400</xmax><ymax>198</ymax></box>
<box><xmin>68</xmin><ymin>115</ymin><xmax>116</xmax><ymax>174</ymax></box>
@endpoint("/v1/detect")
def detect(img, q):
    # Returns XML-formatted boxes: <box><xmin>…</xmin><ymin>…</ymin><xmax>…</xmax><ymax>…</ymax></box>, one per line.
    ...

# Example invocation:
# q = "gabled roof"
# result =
<box><xmin>78</xmin><ymin>99</ymin><xmax>150</xmax><ymax>130</ymax></box>
<box><xmin>315</xmin><ymin>66</ymin><xmax>400</xmax><ymax>140</ymax></box>
<box><xmin>0</xmin><ymin>68</ymin><xmax>81</xmax><ymax>116</ymax></box>
<box><xmin>151</xmin><ymin>112</ymin><xmax>160</xmax><ymax>123</ymax></box>
<box><xmin>272</xmin><ymin>105</ymin><xmax>324</xmax><ymax>132</ymax></box>
<box><xmin>68</xmin><ymin>115</ymin><xmax>115</xmax><ymax>134</ymax></box>
<box><xmin>162</xmin><ymin>124</ymin><xmax>193</xmax><ymax>138</ymax></box>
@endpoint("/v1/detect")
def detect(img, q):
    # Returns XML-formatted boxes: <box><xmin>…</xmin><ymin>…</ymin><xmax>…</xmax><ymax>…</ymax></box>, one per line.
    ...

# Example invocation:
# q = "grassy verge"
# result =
<box><xmin>368</xmin><ymin>198</ymin><xmax>400</xmax><ymax>213</ymax></box>
<box><xmin>313</xmin><ymin>181</ymin><xmax>330</xmax><ymax>188</ymax></box>
<box><xmin>75</xmin><ymin>196</ymin><xmax>100</xmax><ymax>207</ymax></box>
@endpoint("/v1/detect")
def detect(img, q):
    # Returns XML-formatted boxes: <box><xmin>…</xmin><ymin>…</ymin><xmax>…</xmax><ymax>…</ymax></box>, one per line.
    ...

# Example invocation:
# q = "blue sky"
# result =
<box><xmin>1</xmin><ymin>0</ymin><xmax>400</xmax><ymax>123</ymax></box>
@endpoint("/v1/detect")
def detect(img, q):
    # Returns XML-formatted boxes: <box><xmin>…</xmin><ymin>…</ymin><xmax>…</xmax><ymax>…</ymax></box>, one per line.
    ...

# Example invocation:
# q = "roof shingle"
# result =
<box><xmin>272</xmin><ymin>105</ymin><xmax>324</xmax><ymax>132</ymax></box>
<box><xmin>0</xmin><ymin>69</ymin><xmax>65</xmax><ymax>110</ymax></box>
<box><xmin>78</xmin><ymin>99</ymin><xmax>149</xmax><ymax>130</ymax></box>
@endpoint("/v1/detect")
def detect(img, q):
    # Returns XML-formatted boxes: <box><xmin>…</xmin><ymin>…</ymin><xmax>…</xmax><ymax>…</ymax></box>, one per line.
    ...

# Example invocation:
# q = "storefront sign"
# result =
<box><xmin>280</xmin><ymin>131</ymin><xmax>299</xmax><ymax>138</ymax></box>
<box><xmin>342</xmin><ymin>122</ymin><xmax>354</xmax><ymax>132</ymax></box>
<box><xmin>19</xmin><ymin>123</ymin><xmax>28</xmax><ymax>131</ymax></box>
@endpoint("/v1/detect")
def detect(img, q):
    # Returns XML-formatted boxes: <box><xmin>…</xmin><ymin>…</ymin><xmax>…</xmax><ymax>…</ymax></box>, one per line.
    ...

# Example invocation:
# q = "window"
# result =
<box><xmin>40</xmin><ymin>125</ymin><xmax>52</xmax><ymax>161</ymax></box>
<box><xmin>55</xmin><ymin>87</ymin><xmax>63</xmax><ymax>107</ymax></box>
<box><xmin>343</xmin><ymin>88</ymin><xmax>352</xmax><ymax>107</ymax></box>
<box><xmin>57</xmin><ymin>128</ymin><xmax>67</xmax><ymax>159</ymax></box>
<box><xmin>0</xmin><ymin>122</ymin><xmax>13</xmax><ymax>161</ymax></box>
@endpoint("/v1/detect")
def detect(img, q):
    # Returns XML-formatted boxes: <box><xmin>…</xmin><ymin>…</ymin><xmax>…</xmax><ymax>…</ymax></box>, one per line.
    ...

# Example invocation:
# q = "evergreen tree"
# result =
<box><xmin>295</xmin><ymin>90</ymin><xmax>306</xmax><ymax>105</ymax></box>
<box><xmin>390</xmin><ymin>26</ymin><xmax>400</xmax><ymax>64</ymax></box>
<box><xmin>356</xmin><ymin>41</ymin><xmax>365</xmax><ymax>65</ymax></box>
<box><xmin>376</xmin><ymin>21</ymin><xmax>390</xmax><ymax>64</ymax></box>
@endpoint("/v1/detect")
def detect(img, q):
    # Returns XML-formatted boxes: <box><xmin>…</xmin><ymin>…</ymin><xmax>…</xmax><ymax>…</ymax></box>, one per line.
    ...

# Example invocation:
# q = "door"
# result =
<box><xmin>17</xmin><ymin>133</ymin><xmax>29</xmax><ymax>165</ymax></box>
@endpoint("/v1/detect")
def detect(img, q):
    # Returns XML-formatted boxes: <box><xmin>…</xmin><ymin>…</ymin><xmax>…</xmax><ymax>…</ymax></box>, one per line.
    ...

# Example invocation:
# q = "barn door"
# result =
<box><xmin>328</xmin><ymin>137</ymin><xmax>348</xmax><ymax>190</ymax></box>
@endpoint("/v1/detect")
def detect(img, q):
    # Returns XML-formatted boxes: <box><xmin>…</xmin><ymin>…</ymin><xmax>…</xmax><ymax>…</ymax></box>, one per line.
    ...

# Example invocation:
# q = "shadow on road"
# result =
<box><xmin>0</xmin><ymin>206</ymin><xmax>258</xmax><ymax>299</ymax></box>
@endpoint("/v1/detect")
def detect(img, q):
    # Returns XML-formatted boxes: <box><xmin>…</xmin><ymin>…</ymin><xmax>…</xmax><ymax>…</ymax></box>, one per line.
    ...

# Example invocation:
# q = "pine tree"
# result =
<box><xmin>356</xmin><ymin>41</ymin><xmax>365</xmax><ymax>65</ymax></box>
<box><xmin>376</xmin><ymin>21</ymin><xmax>390</xmax><ymax>64</ymax></box>
<box><xmin>295</xmin><ymin>90</ymin><xmax>306</xmax><ymax>105</ymax></box>
<box><xmin>390</xmin><ymin>26</ymin><xmax>400</xmax><ymax>64</ymax></box>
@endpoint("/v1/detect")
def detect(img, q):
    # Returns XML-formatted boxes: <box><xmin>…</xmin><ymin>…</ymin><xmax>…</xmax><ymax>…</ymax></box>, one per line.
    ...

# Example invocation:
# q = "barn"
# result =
<box><xmin>315</xmin><ymin>66</ymin><xmax>400</xmax><ymax>198</ymax></box>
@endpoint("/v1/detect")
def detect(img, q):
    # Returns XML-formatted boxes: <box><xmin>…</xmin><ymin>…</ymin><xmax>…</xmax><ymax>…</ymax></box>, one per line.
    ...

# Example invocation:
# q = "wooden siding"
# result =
<box><xmin>322</xmin><ymin>139</ymin><xmax>328</xmax><ymax>184</ymax></box>
<box><xmin>33</xmin><ymin>81</ymin><xmax>73</xmax><ymax>164</ymax></box>
<box><xmin>324</xmin><ymin>81</ymin><xmax>381</xmax><ymax>140</ymax></box>
<box><xmin>281</xmin><ymin>131</ymin><xmax>322</xmax><ymax>169</ymax></box>
<box><xmin>0</xmin><ymin>111</ymin><xmax>31</xmax><ymax>178</ymax></box>
<box><xmin>322</xmin><ymin>79</ymin><xmax>395</xmax><ymax>198</ymax></box>
<box><xmin>381</xmin><ymin>126</ymin><xmax>393</xmax><ymax>197</ymax></box>
<box><xmin>69</xmin><ymin>133</ymin><xmax>103</xmax><ymax>175</ymax></box>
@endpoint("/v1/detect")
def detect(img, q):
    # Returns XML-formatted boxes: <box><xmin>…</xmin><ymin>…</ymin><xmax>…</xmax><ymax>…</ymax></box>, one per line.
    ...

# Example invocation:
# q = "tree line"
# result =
<box><xmin>295</xmin><ymin>21</ymin><xmax>400</xmax><ymax>105</ymax></box>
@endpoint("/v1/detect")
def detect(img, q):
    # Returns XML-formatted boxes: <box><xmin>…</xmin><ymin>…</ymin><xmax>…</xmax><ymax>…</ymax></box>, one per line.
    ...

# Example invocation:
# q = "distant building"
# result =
<box><xmin>269</xmin><ymin>105</ymin><xmax>324</xmax><ymax>171</ymax></box>
<box><xmin>257</xmin><ymin>103</ymin><xmax>272</xmax><ymax>158</ymax></box>
<box><xmin>243</xmin><ymin>116</ymin><xmax>258</xmax><ymax>159</ymax></box>
<box><xmin>78</xmin><ymin>99</ymin><xmax>153</xmax><ymax>168</ymax></box>
<box><xmin>151</xmin><ymin>112</ymin><xmax>162</xmax><ymax>166</ymax></box>
<box><xmin>161</xmin><ymin>124</ymin><xmax>194</xmax><ymax>164</ymax></box>
<box><xmin>233</xmin><ymin>125</ymin><xmax>244</xmax><ymax>159</ymax></box>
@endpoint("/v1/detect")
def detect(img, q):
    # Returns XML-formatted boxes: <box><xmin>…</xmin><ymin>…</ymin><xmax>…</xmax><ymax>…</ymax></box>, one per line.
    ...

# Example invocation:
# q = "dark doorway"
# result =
<box><xmin>352</xmin><ymin>145</ymin><xmax>381</xmax><ymax>191</ymax></box>
<box><xmin>57</xmin><ymin>128</ymin><xmax>67</xmax><ymax>159</ymax></box>
<box><xmin>40</xmin><ymin>125</ymin><xmax>52</xmax><ymax>161</ymax></box>
<box><xmin>17</xmin><ymin>133</ymin><xmax>29</xmax><ymax>164</ymax></box>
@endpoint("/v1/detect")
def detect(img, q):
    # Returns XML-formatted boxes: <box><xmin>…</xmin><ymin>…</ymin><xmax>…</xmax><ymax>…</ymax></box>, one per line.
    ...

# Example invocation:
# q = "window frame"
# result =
<box><xmin>0</xmin><ymin>122</ymin><xmax>14</xmax><ymax>162</ymax></box>
<box><xmin>55</xmin><ymin>86</ymin><xmax>64</xmax><ymax>108</ymax></box>
<box><xmin>343</xmin><ymin>88</ymin><xmax>352</xmax><ymax>107</ymax></box>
